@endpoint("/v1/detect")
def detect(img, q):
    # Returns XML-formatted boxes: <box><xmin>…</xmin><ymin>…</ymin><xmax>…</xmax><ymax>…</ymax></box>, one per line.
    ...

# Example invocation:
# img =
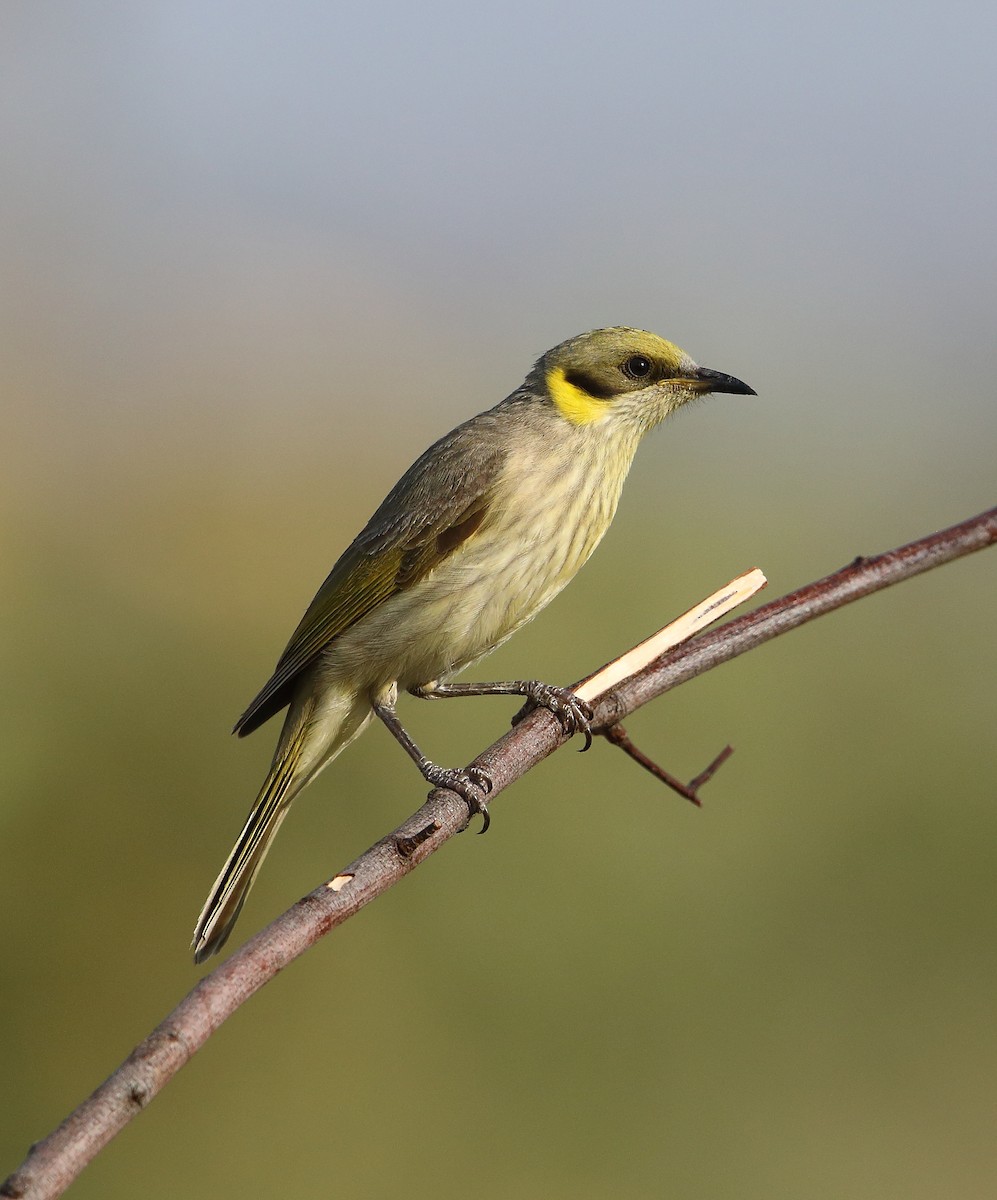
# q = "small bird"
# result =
<box><xmin>192</xmin><ymin>327</ymin><xmax>754</xmax><ymax>961</ymax></box>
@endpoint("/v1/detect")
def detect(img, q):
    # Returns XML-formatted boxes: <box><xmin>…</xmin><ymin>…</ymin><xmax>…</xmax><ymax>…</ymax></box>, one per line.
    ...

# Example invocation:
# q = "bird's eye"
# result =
<box><xmin>621</xmin><ymin>355</ymin><xmax>653</xmax><ymax>381</ymax></box>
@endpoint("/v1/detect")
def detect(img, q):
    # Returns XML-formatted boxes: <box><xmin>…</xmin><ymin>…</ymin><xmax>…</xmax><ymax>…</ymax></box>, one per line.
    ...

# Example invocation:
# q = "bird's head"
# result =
<box><xmin>534</xmin><ymin>327</ymin><xmax>755</xmax><ymax>433</ymax></box>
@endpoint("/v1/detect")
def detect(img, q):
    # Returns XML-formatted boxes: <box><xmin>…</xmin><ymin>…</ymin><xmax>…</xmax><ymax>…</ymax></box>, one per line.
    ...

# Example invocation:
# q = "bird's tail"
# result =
<box><xmin>192</xmin><ymin>689</ymin><xmax>370</xmax><ymax>963</ymax></box>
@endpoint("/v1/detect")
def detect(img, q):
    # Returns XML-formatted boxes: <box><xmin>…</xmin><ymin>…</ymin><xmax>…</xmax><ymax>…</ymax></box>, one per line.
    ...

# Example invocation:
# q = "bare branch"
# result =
<box><xmin>601</xmin><ymin>723</ymin><xmax>734</xmax><ymax>805</ymax></box>
<box><xmin>3</xmin><ymin>505</ymin><xmax>995</xmax><ymax>1200</ymax></box>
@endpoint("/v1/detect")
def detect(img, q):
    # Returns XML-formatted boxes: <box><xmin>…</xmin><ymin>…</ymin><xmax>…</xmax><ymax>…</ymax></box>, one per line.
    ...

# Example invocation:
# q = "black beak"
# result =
<box><xmin>692</xmin><ymin>366</ymin><xmax>756</xmax><ymax>396</ymax></box>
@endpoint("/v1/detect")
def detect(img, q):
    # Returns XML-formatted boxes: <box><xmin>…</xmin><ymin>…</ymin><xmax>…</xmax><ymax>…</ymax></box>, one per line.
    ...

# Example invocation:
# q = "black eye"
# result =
<box><xmin>621</xmin><ymin>354</ymin><xmax>653</xmax><ymax>381</ymax></box>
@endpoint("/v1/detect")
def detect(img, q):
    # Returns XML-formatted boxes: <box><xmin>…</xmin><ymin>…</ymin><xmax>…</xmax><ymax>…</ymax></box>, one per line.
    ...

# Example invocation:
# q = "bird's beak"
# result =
<box><xmin>685</xmin><ymin>366</ymin><xmax>756</xmax><ymax>396</ymax></box>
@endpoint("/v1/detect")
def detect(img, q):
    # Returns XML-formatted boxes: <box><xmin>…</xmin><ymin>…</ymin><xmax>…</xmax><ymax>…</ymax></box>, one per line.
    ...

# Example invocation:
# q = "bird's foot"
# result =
<box><xmin>419</xmin><ymin>760</ymin><xmax>493</xmax><ymax>833</ymax></box>
<box><xmin>511</xmin><ymin>682</ymin><xmax>594</xmax><ymax>750</ymax></box>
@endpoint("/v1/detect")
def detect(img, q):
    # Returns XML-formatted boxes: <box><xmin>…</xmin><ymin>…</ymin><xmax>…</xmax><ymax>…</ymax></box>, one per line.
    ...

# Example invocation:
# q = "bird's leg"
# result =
<box><xmin>371</xmin><ymin>698</ymin><xmax>493</xmax><ymax>829</ymax></box>
<box><xmin>412</xmin><ymin>680</ymin><xmax>594</xmax><ymax>750</ymax></box>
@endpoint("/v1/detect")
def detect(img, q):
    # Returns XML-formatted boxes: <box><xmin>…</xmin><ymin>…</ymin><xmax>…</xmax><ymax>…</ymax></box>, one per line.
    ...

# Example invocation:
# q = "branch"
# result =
<box><xmin>4</xmin><ymin>506</ymin><xmax>995</xmax><ymax>1200</ymax></box>
<box><xmin>601</xmin><ymin>724</ymin><xmax>734</xmax><ymax>805</ymax></box>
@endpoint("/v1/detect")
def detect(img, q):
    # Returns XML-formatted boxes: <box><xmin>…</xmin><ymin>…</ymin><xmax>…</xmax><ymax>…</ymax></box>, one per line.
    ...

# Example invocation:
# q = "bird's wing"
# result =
<box><xmin>234</xmin><ymin>419</ymin><xmax>508</xmax><ymax>736</ymax></box>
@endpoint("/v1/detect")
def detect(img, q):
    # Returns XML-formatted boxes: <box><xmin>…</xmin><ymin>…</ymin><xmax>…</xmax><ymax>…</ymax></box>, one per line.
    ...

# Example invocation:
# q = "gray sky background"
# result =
<box><xmin>4</xmin><ymin>0</ymin><xmax>996</xmax><ymax>484</ymax></box>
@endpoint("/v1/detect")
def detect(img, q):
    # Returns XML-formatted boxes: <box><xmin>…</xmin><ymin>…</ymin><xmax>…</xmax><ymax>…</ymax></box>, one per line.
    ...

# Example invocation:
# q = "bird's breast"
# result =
<box><xmin>323</xmin><ymin>424</ymin><xmax>638</xmax><ymax>693</ymax></box>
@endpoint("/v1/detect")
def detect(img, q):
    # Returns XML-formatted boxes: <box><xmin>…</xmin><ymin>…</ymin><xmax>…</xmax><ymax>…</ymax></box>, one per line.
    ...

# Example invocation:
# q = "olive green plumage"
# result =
<box><xmin>192</xmin><ymin>327</ymin><xmax>754</xmax><ymax>962</ymax></box>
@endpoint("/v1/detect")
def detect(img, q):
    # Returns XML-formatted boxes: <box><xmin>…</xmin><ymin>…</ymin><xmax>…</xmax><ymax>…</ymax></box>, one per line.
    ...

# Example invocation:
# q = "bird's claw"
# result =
<box><xmin>512</xmin><ymin>683</ymin><xmax>594</xmax><ymax>750</ymax></box>
<box><xmin>421</xmin><ymin>762</ymin><xmax>493</xmax><ymax>832</ymax></box>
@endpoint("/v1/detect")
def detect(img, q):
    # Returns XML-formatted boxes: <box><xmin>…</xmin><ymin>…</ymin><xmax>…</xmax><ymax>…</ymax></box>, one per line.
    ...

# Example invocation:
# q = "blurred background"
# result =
<box><xmin>2</xmin><ymin>2</ymin><xmax>996</xmax><ymax>1197</ymax></box>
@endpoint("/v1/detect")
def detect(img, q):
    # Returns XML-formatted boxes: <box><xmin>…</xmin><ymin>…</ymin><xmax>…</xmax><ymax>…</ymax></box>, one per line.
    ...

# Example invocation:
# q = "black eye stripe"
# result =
<box><xmin>562</xmin><ymin>369</ymin><xmax>618</xmax><ymax>400</ymax></box>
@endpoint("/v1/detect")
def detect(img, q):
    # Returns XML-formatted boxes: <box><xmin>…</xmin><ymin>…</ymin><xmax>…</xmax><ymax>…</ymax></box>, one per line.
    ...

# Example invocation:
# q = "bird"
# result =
<box><xmin>192</xmin><ymin>326</ymin><xmax>754</xmax><ymax>962</ymax></box>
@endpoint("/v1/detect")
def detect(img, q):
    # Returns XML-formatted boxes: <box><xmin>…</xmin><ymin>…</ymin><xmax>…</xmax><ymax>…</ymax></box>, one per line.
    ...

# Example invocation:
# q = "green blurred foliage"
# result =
<box><xmin>3</xmin><ymin>3</ymin><xmax>997</xmax><ymax>1198</ymax></box>
<box><xmin>3</xmin><ymin>428</ymin><xmax>994</xmax><ymax>1199</ymax></box>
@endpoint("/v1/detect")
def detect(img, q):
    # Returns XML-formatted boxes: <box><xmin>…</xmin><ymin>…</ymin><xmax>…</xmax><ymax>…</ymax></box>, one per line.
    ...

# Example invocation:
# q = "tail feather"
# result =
<box><xmin>192</xmin><ymin>708</ymin><xmax>314</xmax><ymax>964</ymax></box>
<box><xmin>193</xmin><ymin>687</ymin><xmax>375</xmax><ymax>963</ymax></box>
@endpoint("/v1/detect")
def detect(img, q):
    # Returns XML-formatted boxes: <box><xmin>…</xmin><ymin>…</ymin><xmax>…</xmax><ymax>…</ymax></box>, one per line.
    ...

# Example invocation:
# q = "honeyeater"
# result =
<box><xmin>192</xmin><ymin>327</ymin><xmax>754</xmax><ymax>961</ymax></box>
